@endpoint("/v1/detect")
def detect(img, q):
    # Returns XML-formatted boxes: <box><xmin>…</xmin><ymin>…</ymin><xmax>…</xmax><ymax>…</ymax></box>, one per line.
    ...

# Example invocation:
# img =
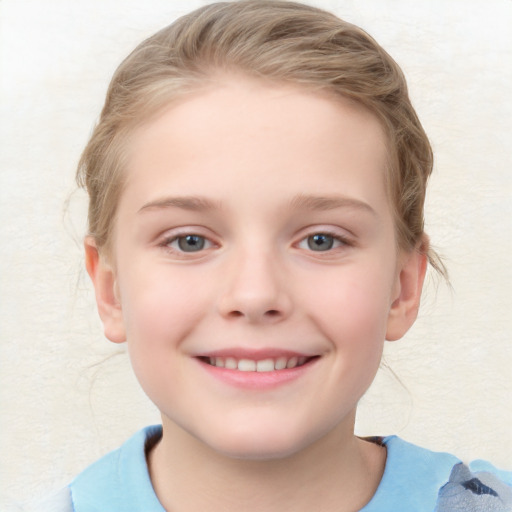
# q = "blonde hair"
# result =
<box><xmin>77</xmin><ymin>0</ymin><xmax>443</xmax><ymax>273</ymax></box>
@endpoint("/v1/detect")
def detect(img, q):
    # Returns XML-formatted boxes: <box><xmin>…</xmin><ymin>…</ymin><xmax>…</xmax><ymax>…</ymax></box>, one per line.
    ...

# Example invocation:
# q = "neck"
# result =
<box><xmin>148</xmin><ymin>417</ymin><xmax>386</xmax><ymax>512</ymax></box>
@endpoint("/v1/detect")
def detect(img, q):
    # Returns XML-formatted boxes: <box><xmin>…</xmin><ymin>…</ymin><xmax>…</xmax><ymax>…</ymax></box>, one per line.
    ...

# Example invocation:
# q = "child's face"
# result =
<box><xmin>88</xmin><ymin>77</ymin><xmax>425</xmax><ymax>459</ymax></box>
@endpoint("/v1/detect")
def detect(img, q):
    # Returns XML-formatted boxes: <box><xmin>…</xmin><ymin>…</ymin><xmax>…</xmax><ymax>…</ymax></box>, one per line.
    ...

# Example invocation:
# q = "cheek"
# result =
<box><xmin>117</xmin><ymin>265</ymin><xmax>214</xmax><ymax>360</ymax></box>
<box><xmin>311</xmin><ymin>265</ymin><xmax>393</xmax><ymax>332</ymax></box>
<box><xmin>117</xmin><ymin>270</ymin><xmax>210</xmax><ymax>410</ymax></box>
<box><xmin>303</xmin><ymin>260</ymin><xmax>395</xmax><ymax>389</ymax></box>
<box><xmin>128</xmin><ymin>299</ymin><xmax>192</xmax><ymax>343</ymax></box>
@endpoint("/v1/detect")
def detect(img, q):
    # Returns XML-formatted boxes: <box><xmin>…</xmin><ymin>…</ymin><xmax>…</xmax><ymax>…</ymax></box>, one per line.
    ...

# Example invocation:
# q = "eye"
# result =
<box><xmin>307</xmin><ymin>233</ymin><xmax>334</xmax><ymax>251</ymax></box>
<box><xmin>297</xmin><ymin>232</ymin><xmax>348</xmax><ymax>252</ymax></box>
<box><xmin>167</xmin><ymin>234</ymin><xmax>212</xmax><ymax>253</ymax></box>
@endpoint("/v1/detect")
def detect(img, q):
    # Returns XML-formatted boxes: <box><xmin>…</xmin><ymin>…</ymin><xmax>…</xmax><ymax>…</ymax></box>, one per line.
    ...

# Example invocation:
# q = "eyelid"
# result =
<box><xmin>294</xmin><ymin>226</ymin><xmax>354</xmax><ymax>252</ymax></box>
<box><xmin>169</xmin><ymin>234</ymin><xmax>213</xmax><ymax>250</ymax></box>
<box><xmin>158</xmin><ymin>226</ymin><xmax>219</xmax><ymax>257</ymax></box>
<box><xmin>156</xmin><ymin>225</ymin><xmax>354</xmax><ymax>257</ymax></box>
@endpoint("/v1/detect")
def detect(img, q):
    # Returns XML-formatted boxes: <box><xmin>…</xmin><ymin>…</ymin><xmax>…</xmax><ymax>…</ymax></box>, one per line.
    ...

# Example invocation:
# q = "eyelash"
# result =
<box><xmin>158</xmin><ymin>229</ymin><xmax>353</xmax><ymax>257</ymax></box>
<box><xmin>296</xmin><ymin>231</ymin><xmax>352</xmax><ymax>253</ymax></box>
<box><xmin>160</xmin><ymin>232</ymin><xmax>216</xmax><ymax>257</ymax></box>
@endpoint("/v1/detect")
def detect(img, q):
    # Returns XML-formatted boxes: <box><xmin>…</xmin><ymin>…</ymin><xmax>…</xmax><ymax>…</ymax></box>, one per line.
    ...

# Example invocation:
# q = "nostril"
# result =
<box><xmin>223</xmin><ymin>308</ymin><xmax>284</xmax><ymax>321</ymax></box>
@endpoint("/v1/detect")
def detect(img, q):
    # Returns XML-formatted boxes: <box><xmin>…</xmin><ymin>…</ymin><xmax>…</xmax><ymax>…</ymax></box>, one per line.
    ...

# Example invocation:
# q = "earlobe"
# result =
<box><xmin>385</xmin><ymin>241</ymin><xmax>428</xmax><ymax>342</ymax></box>
<box><xmin>84</xmin><ymin>237</ymin><xmax>126</xmax><ymax>344</ymax></box>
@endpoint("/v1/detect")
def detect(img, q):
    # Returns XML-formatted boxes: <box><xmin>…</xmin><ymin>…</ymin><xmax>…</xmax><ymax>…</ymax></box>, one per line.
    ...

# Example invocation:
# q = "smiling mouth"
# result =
<box><xmin>199</xmin><ymin>355</ymin><xmax>317</xmax><ymax>372</ymax></box>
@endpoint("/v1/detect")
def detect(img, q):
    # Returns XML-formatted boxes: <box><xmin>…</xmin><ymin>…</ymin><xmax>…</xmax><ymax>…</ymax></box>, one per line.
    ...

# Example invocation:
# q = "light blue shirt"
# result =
<box><xmin>33</xmin><ymin>425</ymin><xmax>512</xmax><ymax>511</ymax></box>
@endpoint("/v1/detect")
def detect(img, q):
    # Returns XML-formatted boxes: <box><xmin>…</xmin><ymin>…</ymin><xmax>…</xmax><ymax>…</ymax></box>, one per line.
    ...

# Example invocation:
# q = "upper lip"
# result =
<box><xmin>195</xmin><ymin>348</ymin><xmax>317</xmax><ymax>360</ymax></box>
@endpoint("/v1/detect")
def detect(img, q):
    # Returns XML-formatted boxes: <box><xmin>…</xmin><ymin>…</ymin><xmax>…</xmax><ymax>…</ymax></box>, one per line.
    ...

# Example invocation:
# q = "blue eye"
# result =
<box><xmin>172</xmin><ymin>235</ymin><xmax>208</xmax><ymax>252</ymax></box>
<box><xmin>307</xmin><ymin>233</ymin><xmax>335</xmax><ymax>251</ymax></box>
<box><xmin>297</xmin><ymin>232</ymin><xmax>349</xmax><ymax>253</ymax></box>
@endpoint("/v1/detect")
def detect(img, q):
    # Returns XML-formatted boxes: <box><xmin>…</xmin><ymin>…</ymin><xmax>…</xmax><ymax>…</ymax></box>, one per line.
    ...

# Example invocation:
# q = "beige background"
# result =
<box><xmin>1</xmin><ymin>0</ymin><xmax>511</xmax><ymax>509</ymax></box>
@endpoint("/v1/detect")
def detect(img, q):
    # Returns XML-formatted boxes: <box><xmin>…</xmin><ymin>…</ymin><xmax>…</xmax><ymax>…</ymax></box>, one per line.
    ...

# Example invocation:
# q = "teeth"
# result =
<box><xmin>238</xmin><ymin>359</ymin><xmax>256</xmax><ymax>372</ymax></box>
<box><xmin>256</xmin><ymin>359</ymin><xmax>274</xmax><ymax>372</ymax></box>
<box><xmin>275</xmin><ymin>357</ymin><xmax>287</xmax><ymax>370</ymax></box>
<box><xmin>286</xmin><ymin>356</ymin><xmax>298</xmax><ymax>369</ymax></box>
<box><xmin>225</xmin><ymin>357</ymin><xmax>237</xmax><ymax>369</ymax></box>
<box><xmin>206</xmin><ymin>355</ymin><xmax>310</xmax><ymax>371</ymax></box>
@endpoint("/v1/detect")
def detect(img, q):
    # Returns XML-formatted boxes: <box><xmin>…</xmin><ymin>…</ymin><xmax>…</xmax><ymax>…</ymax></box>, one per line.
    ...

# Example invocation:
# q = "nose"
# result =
<box><xmin>217</xmin><ymin>248</ymin><xmax>292</xmax><ymax>324</ymax></box>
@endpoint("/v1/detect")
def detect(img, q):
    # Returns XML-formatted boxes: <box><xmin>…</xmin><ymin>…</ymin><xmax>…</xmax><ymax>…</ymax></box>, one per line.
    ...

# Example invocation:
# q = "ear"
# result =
<box><xmin>84</xmin><ymin>237</ymin><xmax>126</xmax><ymax>344</ymax></box>
<box><xmin>385</xmin><ymin>239</ymin><xmax>428</xmax><ymax>341</ymax></box>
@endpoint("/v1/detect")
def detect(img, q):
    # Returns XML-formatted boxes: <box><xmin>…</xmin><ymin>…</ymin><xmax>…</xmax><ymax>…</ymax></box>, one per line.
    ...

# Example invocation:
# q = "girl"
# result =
<box><xmin>32</xmin><ymin>1</ymin><xmax>512</xmax><ymax>511</ymax></box>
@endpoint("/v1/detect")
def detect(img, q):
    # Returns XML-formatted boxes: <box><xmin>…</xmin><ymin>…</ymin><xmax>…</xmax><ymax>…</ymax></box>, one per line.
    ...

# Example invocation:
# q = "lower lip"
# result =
<box><xmin>196</xmin><ymin>358</ymin><xmax>318</xmax><ymax>390</ymax></box>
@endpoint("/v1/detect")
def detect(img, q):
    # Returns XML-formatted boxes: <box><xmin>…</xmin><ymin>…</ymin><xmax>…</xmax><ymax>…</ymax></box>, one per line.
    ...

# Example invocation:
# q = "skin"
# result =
<box><xmin>85</xmin><ymin>76</ymin><xmax>427</xmax><ymax>512</ymax></box>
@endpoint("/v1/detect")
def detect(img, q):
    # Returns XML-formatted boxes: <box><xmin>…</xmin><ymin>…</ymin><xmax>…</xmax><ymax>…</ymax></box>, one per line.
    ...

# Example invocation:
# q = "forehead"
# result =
<box><xmin>121</xmin><ymin>77</ymin><xmax>389</xmax><ymax>216</ymax></box>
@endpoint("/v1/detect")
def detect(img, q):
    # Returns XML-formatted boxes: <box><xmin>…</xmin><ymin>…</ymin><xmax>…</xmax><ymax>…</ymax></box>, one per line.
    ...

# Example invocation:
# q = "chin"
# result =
<box><xmin>213</xmin><ymin>438</ymin><xmax>305</xmax><ymax>461</ymax></box>
<box><xmin>198</xmin><ymin>420</ymin><xmax>320</xmax><ymax>461</ymax></box>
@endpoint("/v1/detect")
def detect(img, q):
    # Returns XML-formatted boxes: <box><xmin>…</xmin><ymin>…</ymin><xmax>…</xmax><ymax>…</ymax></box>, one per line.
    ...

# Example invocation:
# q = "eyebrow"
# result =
<box><xmin>138</xmin><ymin>193</ymin><xmax>376</xmax><ymax>215</ymax></box>
<box><xmin>289</xmin><ymin>194</ymin><xmax>377</xmax><ymax>216</ymax></box>
<box><xmin>138</xmin><ymin>196</ymin><xmax>222</xmax><ymax>213</ymax></box>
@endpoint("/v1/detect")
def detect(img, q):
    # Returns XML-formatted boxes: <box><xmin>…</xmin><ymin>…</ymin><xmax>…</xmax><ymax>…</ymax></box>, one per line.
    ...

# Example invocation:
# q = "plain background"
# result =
<box><xmin>1</xmin><ymin>0</ymin><xmax>511</xmax><ymax>509</ymax></box>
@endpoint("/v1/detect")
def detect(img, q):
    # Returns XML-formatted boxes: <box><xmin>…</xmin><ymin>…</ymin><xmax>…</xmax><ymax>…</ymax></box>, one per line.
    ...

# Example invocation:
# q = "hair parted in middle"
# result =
<box><xmin>77</xmin><ymin>0</ymin><xmax>442</xmax><ymax>273</ymax></box>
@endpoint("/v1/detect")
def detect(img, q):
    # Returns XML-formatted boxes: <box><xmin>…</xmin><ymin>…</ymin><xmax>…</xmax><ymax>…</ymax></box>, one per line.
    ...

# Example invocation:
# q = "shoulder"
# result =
<box><xmin>436</xmin><ymin>459</ymin><xmax>512</xmax><ymax>511</ymax></box>
<box><xmin>362</xmin><ymin>436</ymin><xmax>512</xmax><ymax>512</ymax></box>
<box><xmin>68</xmin><ymin>425</ymin><xmax>165</xmax><ymax>512</ymax></box>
